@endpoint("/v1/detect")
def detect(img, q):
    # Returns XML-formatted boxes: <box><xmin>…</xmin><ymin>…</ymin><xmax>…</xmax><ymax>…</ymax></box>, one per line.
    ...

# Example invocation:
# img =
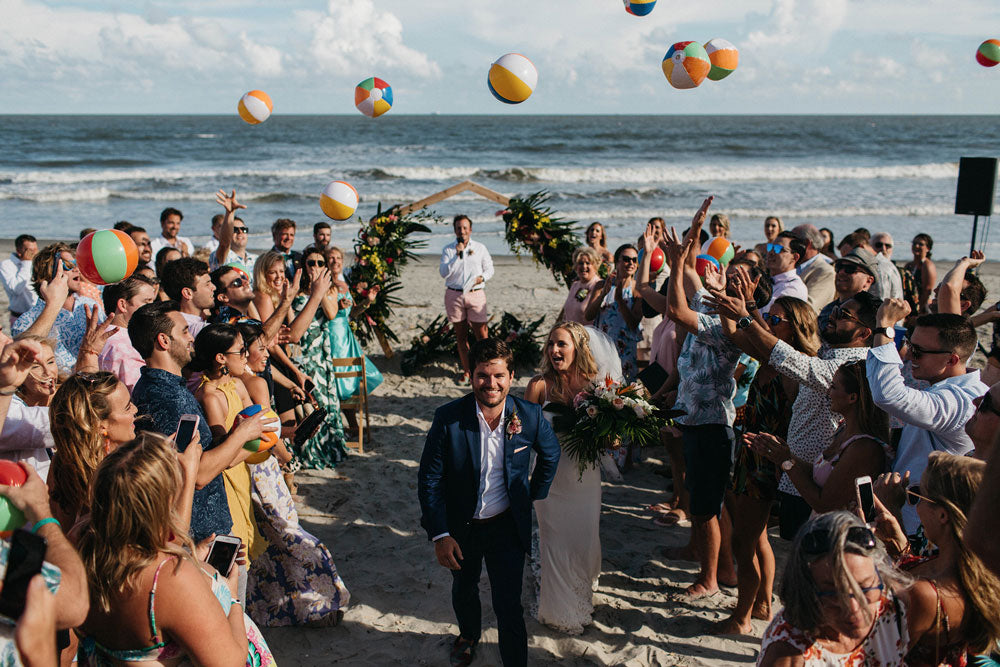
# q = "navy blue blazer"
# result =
<box><xmin>417</xmin><ymin>393</ymin><xmax>561</xmax><ymax>552</ymax></box>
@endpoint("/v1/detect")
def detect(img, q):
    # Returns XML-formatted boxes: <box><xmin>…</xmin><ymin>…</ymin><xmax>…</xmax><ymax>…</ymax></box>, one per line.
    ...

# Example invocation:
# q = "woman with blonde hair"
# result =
<box><xmin>48</xmin><ymin>371</ymin><xmax>139</xmax><ymax>528</ymax></box>
<box><xmin>710</xmin><ymin>213</ymin><xmax>731</xmax><ymax>239</ymax></box>
<box><xmin>525</xmin><ymin>321</ymin><xmax>618</xmax><ymax>634</ymax></box>
<box><xmin>75</xmin><ymin>433</ymin><xmax>274</xmax><ymax>665</ymax></box>
<box><xmin>562</xmin><ymin>246</ymin><xmax>602</xmax><ymax>326</ymax></box>
<box><xmin>584</xmin><ymin>221</ymin><xmax>613</xmax><ymax>267</ymax></box>
<box><xmin>755</xmin><ymin>216</ymin><xmax>784</xmax><ymax>256</ymax></box>
<box><xmin>252</xmin><ymin>250</ymin><xmax>286</xmax><ymax>314</ymax></box>
<box><xmin>14</xmin><ymin>335</ymin><xmax>57</xmax><ymax>407</ymax></box>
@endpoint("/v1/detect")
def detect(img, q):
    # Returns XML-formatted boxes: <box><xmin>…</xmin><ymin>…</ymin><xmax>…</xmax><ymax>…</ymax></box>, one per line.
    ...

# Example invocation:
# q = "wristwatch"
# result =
<box><xmin>736</xmin><ymin>316</ymin><xmax>753</xmax><ymax>330</ymax></box>
<box><xmin>781</xmin><ymin>459</ymin><xmax>795</xmax><ymax>472</ymax></box>
<box><xmin>879</xmin><ymin>326</ymin><xmax>894</xmax><ymax>339</ymax></box>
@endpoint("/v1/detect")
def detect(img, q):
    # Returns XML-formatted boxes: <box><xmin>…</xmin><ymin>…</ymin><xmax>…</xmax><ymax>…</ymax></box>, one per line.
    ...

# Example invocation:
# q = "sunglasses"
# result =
<box><xmin>233</xmin><ymin>226</ymin><xmax>249</xmax><ymax>234</ymax></box>
<box><xmin>906</xmin><ymin>485</ymin><xmax>936</xmax><ymax>506</ymax></box>
<box><xmin>224</xmin><ymin>346</ymin><xmax>249</xmax><ymax>358</ymax></box>
<box><xmin>816</xmin><ymin>570</ymin><xmax>885</xmax><ymax>603</ymax></box>
<box><xmin>873</xmin><ymin>242</ymin><xmax>893</xmax><ymax>250</ymax></box>
<box><xmin>619</xmin><ymin>256</ymin><xmax>638</xmax><ymax>264</ymax></box>
<box><xmin>225</xmin><ymin>277</ymin><xmax>246</xmax><ymax>290</ymax></box>
<box><xmin>765</xmin><ymin>243</ymin><xmax>787</xmax><ymax>254</ymax></box>
<box><xmin>802</xmin><ymin>525</ymin><xmax>877</xmax><ymax>556</ymax></box>
<box><xmin>763</xmin><ymin>313</ymin><xmax>787</xmax><ymax>326</ymax></box>
<box><xmin>834</xmin><ymin>263</ymin><xmax>868</xmax><ymax>276</ymax></box>
<box><xmin>831</xmin><ymin>304</ymin><xmax>864</xmax><ymax>326</ymax></box>
<box><xmin>306</xmin><ymin>259</ymin><xmax>326</xmax><ymax>268</ymax></box>
<box><xmin>903</xmin><ymin>337</ymin><xmax>952</xmax><ymax>360</ymax></box>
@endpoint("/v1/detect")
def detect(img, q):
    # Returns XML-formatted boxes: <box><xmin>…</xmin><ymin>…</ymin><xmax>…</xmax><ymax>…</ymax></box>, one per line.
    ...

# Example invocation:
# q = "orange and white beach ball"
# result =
<box><xmin>705</xmin><ymin>39</ymin><xmax>739</xmax><ymax>81</ymax></box>
<box><xmin>237</xmin><ymin>90</ymin><xmax>273</xmax><ymax>125</ymax></box>
<box><xmin>662</xmin><ymin>41</ymin><xmax>711</xmax><ymax>89</ymax></box>
<box><xmin>319</xmin><ymin>180</ymin><xmax>359</xmax><ymax>221</ymax></box>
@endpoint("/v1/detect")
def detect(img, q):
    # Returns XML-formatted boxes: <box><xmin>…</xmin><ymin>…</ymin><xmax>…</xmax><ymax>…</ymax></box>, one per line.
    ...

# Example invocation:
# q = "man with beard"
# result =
<box><xmin>128</xmin><ymin>226</ymin><xmax>154</xmax><ymax>268</ymax></box>
<box><xmin>149</xmin><ymin>207</ymin><xmax>194</xmax><ymax>258</ymax></box>
<box><xmin>129</xmin><ymin>301</ymin><xmax>268</xmax><ymax>544</ymax></box>
<box><xmin>708</xmin><ymin>286</ymin><xmax>881</xmax><ymax>540</ymax></box>
<box><xmin>817</xmin><ymin>248</ymin><xmax>877</xmax><ymax>331</ymax></box>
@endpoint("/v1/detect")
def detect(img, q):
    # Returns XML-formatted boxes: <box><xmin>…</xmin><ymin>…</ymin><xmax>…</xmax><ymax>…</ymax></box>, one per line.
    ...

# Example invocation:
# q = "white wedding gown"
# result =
<box><xmin>532</xmin><ymin>402</ymin><xmax>602</xmax><ymax>635</ymax></box>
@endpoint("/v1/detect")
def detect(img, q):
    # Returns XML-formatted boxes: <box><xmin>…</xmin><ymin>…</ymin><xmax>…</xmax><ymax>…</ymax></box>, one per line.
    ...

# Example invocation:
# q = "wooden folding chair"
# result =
<box><xmin>331</xmin><ymin>356</ymin><xmax>370</xmax><ymax>453</ymax></box>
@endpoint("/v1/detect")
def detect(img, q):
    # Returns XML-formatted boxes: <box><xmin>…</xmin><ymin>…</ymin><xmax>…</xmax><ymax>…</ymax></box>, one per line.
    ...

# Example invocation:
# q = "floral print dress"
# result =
<box><xmin>594</xmin><ymin>285</ymin><xmax>641</xmax><ymax>382</ymax></box>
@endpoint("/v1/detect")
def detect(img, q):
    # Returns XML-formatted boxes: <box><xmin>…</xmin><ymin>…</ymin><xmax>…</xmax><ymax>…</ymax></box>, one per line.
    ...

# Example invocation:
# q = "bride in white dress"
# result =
<box><xmin>525</xmin><ymin>322</ymin><xmax>622</xmax><ymax>634</ymax></box>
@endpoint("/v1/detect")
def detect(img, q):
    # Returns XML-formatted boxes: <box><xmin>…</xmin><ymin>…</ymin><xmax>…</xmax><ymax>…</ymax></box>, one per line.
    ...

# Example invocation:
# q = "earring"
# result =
<box><xmin>221</xmin><ymin>365</ymin><xmax>230</xmax><ymax>376</ymax></box>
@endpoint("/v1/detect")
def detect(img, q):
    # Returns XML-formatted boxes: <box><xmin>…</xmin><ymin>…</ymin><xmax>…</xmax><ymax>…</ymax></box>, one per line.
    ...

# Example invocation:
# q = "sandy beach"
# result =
<box><xmin>3</xmin><ymin>241</ymin><xmax>1000</xmax><ymax>665</ymax></box>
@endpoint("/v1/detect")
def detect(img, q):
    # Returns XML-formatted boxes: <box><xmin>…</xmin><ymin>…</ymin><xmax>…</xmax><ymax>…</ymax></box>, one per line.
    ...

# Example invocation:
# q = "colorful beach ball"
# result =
<box><xmin>237</xmin><ymin>404</ymin><xmax>280</xmax><ymax>463</ymax></box>
<box><xmin>977</xmin><ymin>39</ymin><xmax>1000</xmax><ymax>67</ymax></box>
<box><xmin>695</xmin><ymin>254</ymin><xmax>721</xmax><ymax>279</ymax></box>
<box><xmin>76</xmin><ymin>229</ymin><xmax>139</xmax><ymax>286</ymax></box>
<box><xmin>649</xmin><ymin>246</ymin><xmax>665</xmax><ymax>272</ymax></box>
<box><xmin>702</xmin><ymin>236</ymin><xmax>735</xmax><ymax>268</ymax></box>
<box><xmin>355</xmin><ymin>77</ymin><xmax>393</xmax><ymax>117</ymax></box>
<box><xmin>237</xmin><ymin>90</ymin><xmax>273</xmax><ymax>125</ymax></box>
<box><xmin>319</xmin><ymin>180</ymin><xmax>359</xmax><ymax>221</ymax></box>
<box><xmin>623</xmin><ymin>0</ymin><xmax>656</xmax><ymax>16</ymax></box>
<box><xmin>705</xmin><ymin>38</ymin><xmax>739</xmax><ymax>81</ymax></box>
<box><xmin>488</xmin><ymin>53</ymin><xmax>538</xmax><ymax>104</ymax></box>
<box><xmin>662</xmin><ymin>41</ymin><xmax>711</xmax><ymax>90</ymax></box>
<box><xmin>0</xmin><ymin>461</ymin><xmax>27</xmax><ymax>537</ymax></box>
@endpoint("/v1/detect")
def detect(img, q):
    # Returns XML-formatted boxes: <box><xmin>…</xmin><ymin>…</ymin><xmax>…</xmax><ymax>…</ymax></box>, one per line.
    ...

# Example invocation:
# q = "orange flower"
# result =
<box><xmin>604</xmin><ymin>375</ymin><xmax>614</xmax><ymax>389</ymax></box>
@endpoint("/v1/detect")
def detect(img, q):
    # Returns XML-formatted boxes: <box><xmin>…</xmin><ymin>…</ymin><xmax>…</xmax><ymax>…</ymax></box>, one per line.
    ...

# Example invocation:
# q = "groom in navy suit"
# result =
<box><xmin>418</xmin><ymin>338</ymin><xmax>561</xmax><ymax>667</ymax></box>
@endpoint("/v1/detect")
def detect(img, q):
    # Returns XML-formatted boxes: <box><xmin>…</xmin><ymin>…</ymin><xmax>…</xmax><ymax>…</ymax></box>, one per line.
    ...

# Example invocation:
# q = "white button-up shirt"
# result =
<box><xmin>474</xmin><ymin>402</ymin><xmax>510</xmax><ymax>519</ymax></box>
<box><xmin>770</xmin><ymin>340</ymin><xmax>869</xmax><ymax>496</ymax></box>
<box><xmin>765</xmin><ymin>269</ymin><xmax>809</xmax><ymax>313</ymax></box>
<box><xmin>440</xmin><ymin>239</ymin><xmax>494</xmax><ymax>292</ymax></box>
<box><xmin>0</xmin><ymin>397</ymin><xmax>52</xmax><ymax>481</ymax></box>
<box><xmin>867</xmin><ymin>343</ymin><xmax>987</xmax><ymax>533</ymax></box>
<box><xmin>0</xmin><ymin>253</ymin><xmax>38</xmax><ymax>315</ymax></box>
<box><xmin>149</xmin><ymin>234</ymin><xmax>194</xmax><ymax>262</ymax></box>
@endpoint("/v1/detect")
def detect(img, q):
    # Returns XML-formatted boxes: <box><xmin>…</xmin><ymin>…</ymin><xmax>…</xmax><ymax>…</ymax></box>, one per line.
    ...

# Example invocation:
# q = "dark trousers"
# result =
<box><xmin>451</xmin><ymin>511</ymin><xmax>527</xmax><ymax>667</ymax></box>
<box><xmin>778</xmin><ymin>491</ymin><xmax>813</xmax><ymax>541</ymax></box>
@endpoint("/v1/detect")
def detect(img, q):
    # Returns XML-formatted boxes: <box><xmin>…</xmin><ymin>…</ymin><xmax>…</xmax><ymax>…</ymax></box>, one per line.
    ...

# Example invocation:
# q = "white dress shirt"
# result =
<box><xmin>439</xmin><ymin>239</ymin><xmax>494</xmax><ymax>291</ymax></box>
<box><xmin>0</xmin><ymin>397</ymin><xmax>52</xmax><ymax>481</ymax></box>
<box><xmin>770</xmin><ymin>341</ymin><xmax>869</xmax><ymax>495</ymax></box>
<box><xmin>149</xmin><ymin>234</ymin><xmax>194</xmax><ymax>262</ymax></box>
<box><xmin>0</xmin><ymin>253</ymin><xmax>38</xmax><ymax>315</ymax></box>
<box><xmin>765</xmin><ymin>269</ymin><xmax>809</xmax><ymax>312</ymax></box>
<box><xmin>866</xmin><ymin>343</ymin><xmax>987</xmax><ymax>533</ymax></box>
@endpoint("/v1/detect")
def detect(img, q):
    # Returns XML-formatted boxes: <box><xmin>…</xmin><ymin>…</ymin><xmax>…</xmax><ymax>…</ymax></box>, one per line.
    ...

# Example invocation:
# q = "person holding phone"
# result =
<box><xmin>439</xmin><ymin>214</ymin><xmax>494</xmax><ymax>383</ymax></box>
<box><xmin>76</xmin><ymin>433</ymin><xmax>274</xmax><ymax>666</ymax></box>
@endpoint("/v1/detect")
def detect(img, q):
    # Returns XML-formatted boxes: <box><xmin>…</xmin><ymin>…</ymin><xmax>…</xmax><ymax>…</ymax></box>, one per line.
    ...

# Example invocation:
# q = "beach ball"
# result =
<box><xmin>977</xmin><ymin>39</ymin><xmax>1000</xmax><ymax>67</ymax></box>
<box><xmin>0</xmin><ymin>461</ymin><xmax>27</xmax><ymax>537</ymax></box>
<box><xmin>649</xmin><ymin>246</ymin><xmax>665</xmax><ymax>273</ymax></box>
<box><xmin>704</xmin><ymin>38</ymin><xmax>739</xmax><ymax>81</ymax></box>
<box><xmin>238</xmin><ymin>90</ymin><xmax>273</xmax><ymax>125</ymax></box>
<box><xmin>488</xmin><ymin>53</ymin><xmax>538</xmax><ymax>104</ymax></box>
<box><xmin>695</xmin><ymin>254</ymin><xmax>721</xmax><ymax>279</ymax></box>
<box><xmin>624</xmin><ymin>0</ymin><xmax>656</xmax><ymax>16</ymax></box>
<box><xmin>319</xmin><ymin>181</ymin><xmax>359</xmax><ymax>221</ymax></box>
<box><xmin>662</xmin><ymin>41</ymin><xmax>711</xmax><ymax>89</ymax></box>
<box><xmin>76</xmin><ymin>229</ymin><xmax>139</xmax><ymax>286</ymax></box>
<box><xmin>702</xmin><ymin>236</ymin><xmax>735</xmax><ymax>268</ymax></box>
<box><xmin>238</xmin><ymin>404</ymin><xmax>280</xmax><ymax>463</ymax></box>
<box><xmin>355</xmin><ymin>77</ymin><xmax>393</xmax><ymax>117</ymax></box>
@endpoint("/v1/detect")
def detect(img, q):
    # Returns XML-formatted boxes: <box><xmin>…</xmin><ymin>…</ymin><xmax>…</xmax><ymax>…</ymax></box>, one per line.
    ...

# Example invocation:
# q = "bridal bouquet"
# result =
<box><xmin>549</xmin><ymin>376</ymin><xmax>668</xmax><ymax>478</ymax></box>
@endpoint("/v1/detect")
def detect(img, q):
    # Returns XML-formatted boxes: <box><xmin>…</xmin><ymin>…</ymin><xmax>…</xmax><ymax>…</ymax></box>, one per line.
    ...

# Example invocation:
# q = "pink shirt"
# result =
<box><xmin>562</xmin><ymin>277</ymin><xmax>600</xmax><ymax>325</ymax></box>
<box><xmin>99</xmin><ymin>327</ymin><xmax>145</xmax><ymax>393</ymax></box>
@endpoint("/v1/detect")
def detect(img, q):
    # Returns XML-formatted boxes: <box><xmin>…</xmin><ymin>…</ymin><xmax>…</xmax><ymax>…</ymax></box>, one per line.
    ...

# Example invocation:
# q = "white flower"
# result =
<box><xmin>612</xmin><ymin>397</ymin><xmax>625</xmax><ymax>410</ymax></box>
<box><xmin>633</xmin><ymin>404</ymin><xmax>646</xmax><ymax>418</ymax></box>
<box><xmin>586</xmin><ymin>405</ymin><xmax>598</xmax><ymax>418</ymax></box>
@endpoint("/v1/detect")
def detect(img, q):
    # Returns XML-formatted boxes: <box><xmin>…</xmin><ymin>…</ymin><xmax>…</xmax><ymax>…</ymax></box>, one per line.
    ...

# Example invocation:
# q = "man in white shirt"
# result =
<box><xmin>210</xmin><ymin>191</ymin><xmax>258</xmax><ymax>278</ymax></box>
<box><xmin>868</xmin><ymin>301</ymin><xmax>987</xmax><ymax>535</ymax></box>
<box><xmin>203</xmin><ymin>214</ymin><xmax>223</xmax><ymax>254</ymax></box>
<box><xmin>0</xmin><ymin>234</ymin><xmax>39</xmax><ymax>328</ymax></box>
<box><xmin>149</xmin><ymin>207</ymin><xmax>194</xmax><ymax>259</ymax></box>
<box><xmin>440</xmin><ymin>215</ymin><xmax>494</xmax><ymax>381</ymax></box>
<box><xmin>791</xmin><ymin>224</ymin><xmax>836</xmax><ymax>311</ymax></box>
<box><xmin>872</xmin><ymin>232</ymin><xmax>895</xmax><ymax>260</ymax></box>
<box><xmin>763</xmin><ymin>231</ymin><xmax>809</xmax><ymax>312</ymax></box>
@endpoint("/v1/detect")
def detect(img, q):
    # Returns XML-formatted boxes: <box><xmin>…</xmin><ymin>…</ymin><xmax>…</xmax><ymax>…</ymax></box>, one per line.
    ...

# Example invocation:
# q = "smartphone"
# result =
<box><xmin>51</xmin><ymin>254</ymin><xmax>62</xmax><ymax>280</ymax></box>
<box><xmin>175</xmin><ymin>414</ymin><xmax>200</xmax><ymax>449</ymax></box>
<box><xmin>294</xmin><ymin>407</ymin><xmax>327</xmax><ymax>447</ymax></box>
<box><xmin>0</xmin><ymin>530</ymin><xmax>47</xmax><ymax>619</ymax></box>
<box><xmin>303</xmin><ymin>379</ymin><xmax>316</xmax><ymax>397</ymax></box>
<box><xmin>205</xmin><ymin>535</ymin><xmax>241</xmax><ymax>577</ymax></box>
<box><xmin>856</xmin><ymin>476</ymin><xmax>876</xmax><ymax>524</ymax></box>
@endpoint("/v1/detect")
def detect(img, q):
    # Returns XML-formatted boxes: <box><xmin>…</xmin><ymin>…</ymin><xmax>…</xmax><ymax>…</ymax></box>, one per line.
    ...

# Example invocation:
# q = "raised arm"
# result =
<box><xmin>664</xmin><ymin>228</ymin><xmax>702</xmax><ymax>335</ymax></box>
<box><xmin>285</xmin><ymin>269</ymin><xmax>332</xmax><ymax>343</ymax></box>
<box><xmin>966</xmin><ymin>429</ymin><xmax>1000</xmax><ymax>575</ymax></box>
<box><xmin>636</xmin><ymin>224</ymin><xmax>667</xmax><ymax>315</ymax></box>
<box><xmin>19</xmin><ymin>263</ymin><xmax>69</xmax><ymax>340</ymax></box>
<box><xmin>935</xmin><ymin>252</ymin><xmax>983</xmax><ymax>315</ymax></box>
<box><xmin>685</xmin><ymin>196</ymin><xmax>713</xmax><ymax>270</ymax></box>
<box><xmin>213</xmin><ymin>189</ymin><xmax>246</xmax><ymax>268</ymax></box>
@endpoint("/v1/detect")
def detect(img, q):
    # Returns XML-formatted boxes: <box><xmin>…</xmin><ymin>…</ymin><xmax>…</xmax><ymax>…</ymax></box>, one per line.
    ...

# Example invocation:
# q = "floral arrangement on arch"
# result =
<box><xmin>498</xmin><ymin>191</ymin><xmax>581</xmax><ymax>288</ymax></box>
<box><xmin>399</xmin><ymin>312</ymin><xmax>546</xmax><ymax>376</ymax></box>
<box><xmin>548</xmin><ymin>376</ymin><xmax>668</xmax><ymax>478</ymax></box>
<box><xmin>347</xmin><ymin>203</ymin><xmax>434</xmax><ymax>350</ymax></box>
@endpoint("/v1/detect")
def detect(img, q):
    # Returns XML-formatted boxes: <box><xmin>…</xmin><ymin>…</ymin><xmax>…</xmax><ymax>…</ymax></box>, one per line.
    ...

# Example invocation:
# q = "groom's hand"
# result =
<box><xmin>434</xmin><ymin>536</ymin><xmax>464</xmax><ymax>570</ymax></box>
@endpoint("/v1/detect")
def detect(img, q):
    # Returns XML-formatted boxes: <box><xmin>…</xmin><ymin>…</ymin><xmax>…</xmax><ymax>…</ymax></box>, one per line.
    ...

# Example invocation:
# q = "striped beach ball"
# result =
<box><xmin>705</xmin><ymin>38</ymin><xmax>739</xmax><ymax>81</ymax></box>
<box><xmin>238</xmin><ymin>90</ymin><xmax>273</xmax><ymax>125</ymax></box>
<box><xmin>662</xmin><ymin>41</ymin><xmax>711</xmax><ymax>89</ymax></box>
<box><xmin>488</xmin><ymin>53</ymin><xmax>538</xmax><ymax>104</ymax></box>
<box><xmin>319</xmin><ymin>181</ymin><xmax>359</xmax><ymax>221</ymax></box>
<box><xmin>355</xmin><ymin>77</ymin><xmax>393</xmax><ymax>117</ymax></box>
<box><xmin>702</xmin><ymin>236</ymin><xmax>735</xmax><ymax>268</ymax></box>
<box><xmin>76</xmin><ymin>230</ymin><xmax>139</xmax><ymax>285</ymax></box>
<box><xmin>624</xmin><ymin>0</ymin><xmax>656</xmax><ymax>16</ymax></box>
<box><xmin>977</xmin><ymin>39</ymin><xmax>1000</xmax><ymax>67</ymax></box>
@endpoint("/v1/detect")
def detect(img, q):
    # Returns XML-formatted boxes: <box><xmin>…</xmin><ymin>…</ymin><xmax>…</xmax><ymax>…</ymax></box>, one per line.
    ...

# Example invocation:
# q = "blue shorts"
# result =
<box><xmin>681</xmin><ymin>424</ymin><xmax>736</xmax><ymax>519</ymax></box>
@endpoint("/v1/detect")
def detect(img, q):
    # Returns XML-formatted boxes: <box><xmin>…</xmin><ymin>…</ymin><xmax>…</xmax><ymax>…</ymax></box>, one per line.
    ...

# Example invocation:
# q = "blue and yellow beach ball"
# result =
<box><xmin>624</xmin><ymin>0</ymin><xmax>656</xmax><ymax>16</ymax></box>
<box><xmin>355</xmin><ymin>77</ymin><xmax>393</xmax><ymax>117</ymax></box>
<box><xmin>488</xmin><ymin>53</ymin><xmax>538</xmax><ymax>104</ymax></box>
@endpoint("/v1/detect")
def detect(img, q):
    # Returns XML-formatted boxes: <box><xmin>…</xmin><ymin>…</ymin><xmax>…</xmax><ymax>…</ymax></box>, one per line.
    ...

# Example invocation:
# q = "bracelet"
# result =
<box><xmin>32</xmin><ymin>517</ymin><xmax>60</xmax><ymax>534</ymax></box>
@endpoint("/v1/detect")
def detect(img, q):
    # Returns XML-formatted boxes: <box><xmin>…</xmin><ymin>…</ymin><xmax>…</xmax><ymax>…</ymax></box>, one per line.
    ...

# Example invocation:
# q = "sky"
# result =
<box><xmin>2</xmin><ymin>0</ymin><xmax>1000</xmax><ymax>114</ymax></box>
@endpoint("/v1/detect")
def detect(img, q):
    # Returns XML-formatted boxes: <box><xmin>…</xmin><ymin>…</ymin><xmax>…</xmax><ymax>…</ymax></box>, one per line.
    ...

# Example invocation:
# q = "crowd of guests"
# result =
<box><xmin>0</xmin><ymin>192</ymin><xmax>381</xmax><ymax>664</ymax></box>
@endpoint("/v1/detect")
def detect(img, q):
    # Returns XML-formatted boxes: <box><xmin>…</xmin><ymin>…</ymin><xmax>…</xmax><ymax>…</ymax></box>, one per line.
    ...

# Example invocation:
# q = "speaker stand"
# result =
<box><xmin>971</xmin><ymin>214</ymin><xmax>979</xmax><ymax>255</ymax></box>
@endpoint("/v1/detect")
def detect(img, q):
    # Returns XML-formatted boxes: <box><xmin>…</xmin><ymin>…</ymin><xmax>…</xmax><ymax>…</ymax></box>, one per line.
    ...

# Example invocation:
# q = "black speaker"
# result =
<box><xmin>955</xmin><ymin>157</ymin><xmax>998</xmax><ymax>216</ymax></box>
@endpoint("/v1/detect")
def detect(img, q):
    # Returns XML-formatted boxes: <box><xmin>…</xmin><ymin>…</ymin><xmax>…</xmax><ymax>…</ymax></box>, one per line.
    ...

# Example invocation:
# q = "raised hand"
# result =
<box><xmin>965</xmin><ymin>250</ymin><xmax>986</xmax><ymax>269</ymax></box>
<box><xmin>38</xmin><ymin>260</ymin><xmax>69</xmax><ymax>306</ymax></box>
<box><xmin>875</xmin><ymin>470</ymin><xmax>909</xmax><ymax>515</ymax></box>
<box><xmin>310</xmin><ymin>268</ymin><xmax>333</xmax><ymax>297</ymax></box>
<box><xmin>703</xmin><ymin>289</ymin><xmax>749</xmax><ymax>321</ymax></box>
<box><xmin>215</xmin><ymin>189</ymin><xmax>246</xmax><ymax>214</ymax></box>
<box><xmin>641</xmin><ymin>224</ymin><xmax>656</xmax><ymax>255</ymax></box>
<box><xmin>80</xmin><ymin>305</ymin><xmax>117</xmax><ymax>355</ymax></box>
<box><xmin>876</xmin><ymin>298</ymin><xmax>911</xmax><ymax>328</ymax></box>
<box><xmin>0</xmin><ymin>339</ymin><xmax>42</xmax><ymax>392</ymax></box>
<box><xmin>690</xmin><ymin>196</ymin><xmax>714</xmax><ymax>233</ymax></box>
<box><xmin>663</xmin><ymin>226</ymin><xmax>691</xmax><ymax>269</ymax></box>
<box><xmin>702</xmin><ymin>260</ymin><xmax>725</xmax><ymax>292</ymax></box>
<box><xmin>746</xmin><ymin>432</ymin><xmax>791</xmax><ymax>465</ymax></box>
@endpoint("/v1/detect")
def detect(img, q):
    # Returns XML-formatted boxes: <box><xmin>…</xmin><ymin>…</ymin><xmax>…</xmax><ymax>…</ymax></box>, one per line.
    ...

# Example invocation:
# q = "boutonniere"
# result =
<box><xmin>467</xmin><ymin>248</ymin><xmax>474</xmax><ymax>256</ymax></box>
<box><xmin>575</xmin><ymin>287</ymin><xmax>589</xmax><ymax>302</ymax></box>
<box><xmin>505</xmin><ymin>411</ymin><xmax>522</xmax><ymax>437</ymax></box>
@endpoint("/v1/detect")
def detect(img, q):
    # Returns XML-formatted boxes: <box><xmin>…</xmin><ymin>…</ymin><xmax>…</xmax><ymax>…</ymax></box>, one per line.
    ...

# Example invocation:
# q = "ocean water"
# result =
<box><xmin>0</xmin><ymin>114</ymin><xmax>998</xmax><ymax>260</ymax></box>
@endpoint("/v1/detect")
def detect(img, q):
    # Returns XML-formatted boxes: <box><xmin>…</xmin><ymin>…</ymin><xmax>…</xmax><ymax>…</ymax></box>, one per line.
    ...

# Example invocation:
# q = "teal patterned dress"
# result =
<box><xmin>290</xmin><ymin>294</ymin><xmax>348</xmax><ymax>468</ymax></box>
<box><xmin>325</xmin><ymin>291</ymin><xmax>383</xmax><ymax>399</ymax></box>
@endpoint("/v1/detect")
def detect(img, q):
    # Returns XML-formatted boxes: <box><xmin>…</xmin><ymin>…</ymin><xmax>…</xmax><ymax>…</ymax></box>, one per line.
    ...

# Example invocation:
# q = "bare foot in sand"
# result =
<box><xmin>683</xmin><ymin>581</ymin><xmax>719</xmax><ymax>599</ymax></box>
<box><xmin>711</xmin><ymin>615</ymin><xmax>753</xmax><ymax>636</ymax></box>
<box><xmin>751</xmin><ymin>599</ymin><xmax>773</xmax><ymax>621</ymax></box>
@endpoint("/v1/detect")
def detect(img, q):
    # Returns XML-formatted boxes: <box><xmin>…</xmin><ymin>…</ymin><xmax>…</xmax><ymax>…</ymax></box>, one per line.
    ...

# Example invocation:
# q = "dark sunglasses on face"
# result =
<box><xmin>619</xmin><ymin>256</ymin><xmax>638</xmax><ymax>265</ymax></box>
<box><xmin>874</xmin><ymin>242</ymin><xmax>893</xmax><ymax>250</ymax></box>
<box><xmin>835</xmin><ymin>263</ymin><xmax>866</xmax><ymax>276</ymax></box>
<box><xmin>802</xmin><ymin>525</ymin><xmax>877</xmax><ymax>556</ymax></box>
<box><xmin>831</xmin><ymin>304</ymin><xmax>863</xmax><ymax>326</ymax></box>
<box><xmin>765</xmin><ymin>243</ymin><xmax>787</xmax><ymax>254</ymax></box>
<box><xmin>226</xmin><ymin>277</ymin><xmax>245</xmax><ymax>290</ymax></box>
<box><xmin>233</xmin><ymin>226</ymin><xmax>249</xmax><ymax>234</ymax></box>
<box><xmin>763</xmin><ymin>313</ymin><xmax>787</xmax><ymax>326</ymax></box>
<box><xmin>305</xmin><ymin>259</ymin><xmax>326</xmax><ymax>268</ymax></box>
<box><xmin>903</xmin><ymin>337</ymin><xmax>952</xmax><ymax>359</ymax></box>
